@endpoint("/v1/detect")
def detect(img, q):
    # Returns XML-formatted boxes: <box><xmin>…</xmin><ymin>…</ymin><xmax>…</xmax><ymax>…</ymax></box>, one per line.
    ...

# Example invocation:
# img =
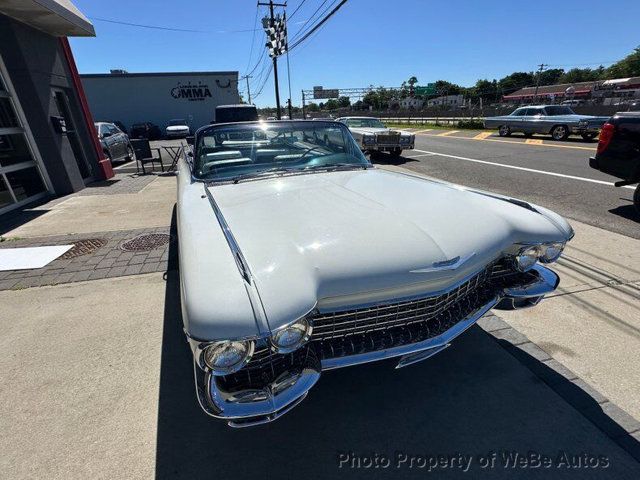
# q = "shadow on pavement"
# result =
<box><xmin>155</xmin><ymin>212</ymin><xmax>640</xmax><ymax>479</ymax></box>
<box><xmin>609</xmin><ymin>204</ymin><xmax>640</xmax><ymax>223</ymax></box>
<box><xmin>0</xmin><ymin>204</ymin><xmax>49</xmax><ymax>236</ymax></box>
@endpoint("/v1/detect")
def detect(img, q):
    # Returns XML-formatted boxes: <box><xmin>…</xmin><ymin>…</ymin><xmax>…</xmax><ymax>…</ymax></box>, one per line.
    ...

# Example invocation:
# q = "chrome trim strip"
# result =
<box><xmin>204</xmin><ymin>185</ymin><xmax>253</xmax><ymax>284</ymax></box>
<box><xmin>410</xmin><ymin>252</ymin><xmax>476</xmax><ymax>273</ymax></box>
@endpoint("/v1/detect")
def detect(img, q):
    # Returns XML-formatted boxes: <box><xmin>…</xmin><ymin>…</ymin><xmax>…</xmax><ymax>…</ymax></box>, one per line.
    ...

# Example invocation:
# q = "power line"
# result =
<box><xmin>289</xmin><ymin>0</ymin><xmax>329</xmax><ymax>42</ymax></box>
<box><xmin>289</xmin><ymin>0</ymin><xmax>308</xmax><ymax>20</ymax></box>
<box><xmin>290</xmin><ymin>0</ymin><xmax>347</xmax><ymax>50</ymax></box>
<box><xmin>244</xmin><ymin>6</ymin><xmax>261</xmax><ymax>74</ymax></box>
<box><xmin>89</xmin><ymin>16</ymin><xmax>260</xmax><ymax>34</ymax></box>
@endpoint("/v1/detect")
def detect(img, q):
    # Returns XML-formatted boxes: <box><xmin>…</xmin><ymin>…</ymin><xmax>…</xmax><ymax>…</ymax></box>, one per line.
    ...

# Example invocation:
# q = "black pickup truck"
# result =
<box><xmin>589</xmin><ymin>112</ymin><xmax>640</xmax><ymax>213</ymax></box>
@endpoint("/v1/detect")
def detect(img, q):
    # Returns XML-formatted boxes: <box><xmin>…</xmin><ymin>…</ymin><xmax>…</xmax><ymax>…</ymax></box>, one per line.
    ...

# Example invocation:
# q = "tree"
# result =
<box><xmin>538</xmin><ymin>68</ymin><xmax>565</xmax><ymax>86</ymax></box>
<box><xmin>558</xmin><ymin>67</ymin><xmax>600</xmax><ymax>84</ymax></box>
<box><xmin>498</xmin><ymin>72</ymin><xmax>535</xmax><ymax>95</ymax></box>
<box><xmin>324</xmin><ymin>98</ymin><xmax>339</xmax><ymax>110</ymax></box>
<box><xmin>606</xmin><ymin>46</ymin><xmax>640</xmax><ymax>78</ymax></box>
<box><xmin>307</xmin><ymin>102</ymin><xmax>320</xmax><ymax>112</ymax></box>
<box><xmin>338</xmin><ymin>96</ymin><xmax>351</xmax><ymax>108</ymax></box>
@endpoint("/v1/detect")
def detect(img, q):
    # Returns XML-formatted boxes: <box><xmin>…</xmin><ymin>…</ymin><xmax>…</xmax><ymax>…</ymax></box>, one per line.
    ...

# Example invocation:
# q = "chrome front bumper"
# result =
<box><xmin>195</xmin><ymin>264</ymin><xmax>559</xmax><ymax>427</ymax></box>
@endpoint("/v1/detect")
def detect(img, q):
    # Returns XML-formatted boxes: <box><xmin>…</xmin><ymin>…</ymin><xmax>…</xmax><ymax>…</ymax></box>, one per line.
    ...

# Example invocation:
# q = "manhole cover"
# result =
<box><xmin>121</xmin><ymin>233</ymin><xmax>171</xmax><ymax>252</ymax></box>
<box><xmin>60</xmin><ymin>238</ymin><xmax>108</xmax><ymax>259</ymax></box>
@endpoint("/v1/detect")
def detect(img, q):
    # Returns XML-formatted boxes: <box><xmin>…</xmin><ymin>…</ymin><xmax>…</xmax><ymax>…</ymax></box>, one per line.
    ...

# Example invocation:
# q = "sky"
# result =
<box><xmin>69</xmin><ymin>0</ymin><xmax>640</xmax><ymax>107</ymax></box>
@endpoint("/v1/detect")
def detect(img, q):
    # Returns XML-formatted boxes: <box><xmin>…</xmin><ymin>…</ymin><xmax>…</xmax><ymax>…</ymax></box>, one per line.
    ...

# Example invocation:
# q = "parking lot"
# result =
<box><xmin>1</xmin><ymin>128</ymin><xmax>639</xmax><ymax>477</ymax></box>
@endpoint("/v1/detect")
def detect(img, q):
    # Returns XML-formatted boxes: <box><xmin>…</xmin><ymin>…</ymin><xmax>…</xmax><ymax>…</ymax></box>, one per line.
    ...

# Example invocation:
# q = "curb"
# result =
<box><xmin>477</xmin><ymin>315</ymin><xmax>640</xmax><ymax>463</ymax></box>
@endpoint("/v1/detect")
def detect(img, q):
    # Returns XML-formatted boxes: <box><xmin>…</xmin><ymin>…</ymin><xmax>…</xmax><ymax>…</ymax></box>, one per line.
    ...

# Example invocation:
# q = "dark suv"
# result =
<box><xmin>589</xmin><ymin>112</ymin><xmax>640</xmax><ymax>212</ymax></box>
<box><xmin>95</xmin><ymin>122</ymin><xmax>133</xmax><ymax>163</ymax></box>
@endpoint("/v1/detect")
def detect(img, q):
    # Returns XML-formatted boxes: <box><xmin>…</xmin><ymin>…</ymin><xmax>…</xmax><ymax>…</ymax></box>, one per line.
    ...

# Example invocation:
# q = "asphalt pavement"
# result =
<box><xmin>389</xmin><ymin>130</ymin><xmax>639</xmax><ymax>239</ymax></box>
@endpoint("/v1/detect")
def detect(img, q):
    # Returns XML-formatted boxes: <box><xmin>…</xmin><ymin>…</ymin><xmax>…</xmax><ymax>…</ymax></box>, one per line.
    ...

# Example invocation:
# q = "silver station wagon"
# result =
<box><xmin>177</xmin><ymin>120</ymin><xmax>573</xmax><ymax>427</ymax></box>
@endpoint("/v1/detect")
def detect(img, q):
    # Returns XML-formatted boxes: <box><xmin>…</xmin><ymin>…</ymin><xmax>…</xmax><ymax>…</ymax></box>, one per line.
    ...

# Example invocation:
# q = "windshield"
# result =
<box><xmin>193</xmin><ymin>121</ymin><xmax>369</xmax><ymax>181</ymax></box>
<box><xmin>169</xmin><ymin>119</ymin><xmax>187</xmax><ymax>126</ymax></box>
<box><xmin>543</xmin><ymin>106</ymin><xmax>575</xmax><ymax>116</ymax></box>
<box><xmin>344</xmin><ymin>118</ymin><xmax>386</xmax><ymax>128</ymax></box>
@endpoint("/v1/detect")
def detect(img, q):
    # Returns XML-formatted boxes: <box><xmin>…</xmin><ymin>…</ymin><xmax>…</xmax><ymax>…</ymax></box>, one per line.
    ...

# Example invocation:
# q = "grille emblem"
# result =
<box><xmin>410</xmin><ymin>252</ymin><xmax>476</xmax><ymax>273</ymax></box>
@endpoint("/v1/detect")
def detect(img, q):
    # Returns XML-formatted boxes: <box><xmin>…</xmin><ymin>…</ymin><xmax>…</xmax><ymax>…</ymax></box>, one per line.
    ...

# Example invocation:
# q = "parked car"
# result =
<box><xmin>589</xmin><ymin>112</ymin><xmax>640</xmax><ymax>213</ymax></box>
<box><xmin>100</xmin><ymin>120</ymin><xmax>128</xmax><ymax>135</ymax></box>
<box><xmin>129</xmin><ymin>122</ymin><xmax>162</xmax><ymax>141</ymax></box>
<box><xmin>337</xmin><ymin>116</ymin><xmax>415</xmax><ymax>157</ymax></box>
<box><xmin>484</xmin><ymin>105</ymin><xmax>609</xmax><ymax>141</ymax></box>
<box><xmin>214</xmin><ymin>104</ymin><xmax>258</xmax><ymax>123</ymax></box>
<box><xmin>95</xmin><ymin>122</ymin><xmax>133</xmax><ymax>162</ymax></box>
<box><xmin>166</xmin><ymin>118</ymin><xmax>191</xmax><ymax>138</ymax></box>
<box><xmin>177</xmin><ymin>119</ymin><xmax>573</xmax><ymax>427</ymax></box>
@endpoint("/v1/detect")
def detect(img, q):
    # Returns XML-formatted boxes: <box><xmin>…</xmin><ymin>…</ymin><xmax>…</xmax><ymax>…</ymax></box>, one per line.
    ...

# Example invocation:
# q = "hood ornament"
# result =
<box><xmin>410</xmin><ymin>252</ymin><xmax>476</xmax><ymax>273</ymax></box>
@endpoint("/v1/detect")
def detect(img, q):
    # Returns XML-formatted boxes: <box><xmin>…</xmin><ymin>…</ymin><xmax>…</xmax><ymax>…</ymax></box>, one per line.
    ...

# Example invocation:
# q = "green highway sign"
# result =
<box><xmin>414</xmin><ymin>84</ymin><xmax>436</xmax><ymax>96</ymax></box>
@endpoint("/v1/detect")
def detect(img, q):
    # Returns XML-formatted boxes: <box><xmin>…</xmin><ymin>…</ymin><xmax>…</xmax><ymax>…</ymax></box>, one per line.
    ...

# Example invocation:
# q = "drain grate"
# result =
<box><xmin>61</xmin><ymin>238</ymin><xmax>108</xmax><ymax>259</ymax></box>
<box><xmin>120</xmin><ymin>233</ymin><xmax>170</xmax><ymax>252</ymax></box>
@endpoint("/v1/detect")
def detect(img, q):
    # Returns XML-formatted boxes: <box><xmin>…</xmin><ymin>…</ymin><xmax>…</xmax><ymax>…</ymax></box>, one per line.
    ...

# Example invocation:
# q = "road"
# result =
<box><xmin>384</xmin><ymin>130</ymin><xmax>638</xmax><ymax>239</ymax></box>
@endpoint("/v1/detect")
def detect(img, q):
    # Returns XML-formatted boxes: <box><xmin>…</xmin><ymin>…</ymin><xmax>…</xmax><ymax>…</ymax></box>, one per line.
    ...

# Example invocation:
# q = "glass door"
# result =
<box><xmin>0</xmin><ymin>58</ymin><xmax>49</xmax><ymax>214</ymax></box>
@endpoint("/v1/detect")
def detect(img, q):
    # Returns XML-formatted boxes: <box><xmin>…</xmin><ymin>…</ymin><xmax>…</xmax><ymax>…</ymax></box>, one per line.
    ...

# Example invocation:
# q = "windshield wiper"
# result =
<box><xmin>229</xmin><ymin>166</ymin><xmax>298</xmax><ymax>184</ymax></box>
<box><xmin>303</xmin><ymin>163</ymin><xmax>370</xmax><ymax>172</ymax></box>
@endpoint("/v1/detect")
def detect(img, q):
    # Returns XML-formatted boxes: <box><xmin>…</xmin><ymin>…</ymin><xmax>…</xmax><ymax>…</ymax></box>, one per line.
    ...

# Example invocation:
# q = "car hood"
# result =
<box><xmin>349</xmin><ymin>127</ymin><xmax>411</xmax><ymax>135</ymax></box>
<box><xmin>206</xmin><ymin>168</ymin><xmax>571</xmax><ymax>331</ymax></box>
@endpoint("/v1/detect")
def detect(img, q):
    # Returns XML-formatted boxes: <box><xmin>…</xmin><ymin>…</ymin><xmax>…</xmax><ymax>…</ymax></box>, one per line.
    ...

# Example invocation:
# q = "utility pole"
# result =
<box><xmin>301</xmin><ymin>90</ymin><xmax>306</xmax><ymax>119</ymax></box>
<box><xmin>533</xmin><ymin>63</ymin><xmax>547</xmax><ymax>103</ymax></box>
<box><xmin>243</xmin><ymin>75</ymin><xmax>253</xmax><ymax>104</ymax></box>
<box><xmin>258</xmin><ymin>0</ymin><xmax>286</xmax><ymax>119</ymax></box>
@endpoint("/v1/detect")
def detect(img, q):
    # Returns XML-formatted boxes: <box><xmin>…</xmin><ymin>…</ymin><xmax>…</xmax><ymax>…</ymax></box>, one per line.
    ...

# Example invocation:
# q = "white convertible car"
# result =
<box><xmin>177</xmin><ymin>120</ymin><xmax>573</xmax><ymax>427</ymax></box>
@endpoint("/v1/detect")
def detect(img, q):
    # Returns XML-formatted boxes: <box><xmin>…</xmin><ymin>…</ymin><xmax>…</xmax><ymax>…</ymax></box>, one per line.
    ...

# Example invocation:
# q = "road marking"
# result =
<box><xmin>414</xmin><ymin>128</ymin><xmax>433</xmax><ymax>134</ymax></box>
<box><xmin>422</xmin><ymin>133</ymin><xmax>597</xmax><ymax>151</ymax></box>
<box><xmin>405</xmin><ymin>153</ymin><xmax>436</xmax><ymax>158</ymax></box>
<box><xmin>113</xmin><ymin>160</ymin><xmax>135</xmax><ymax>170</ymax></box>
<box><xmin>437</xmin><ymin>130</ymin><xmax>459</xmax><ymax>137</ymax></box>
<box><xmin>412</xmin><ymin>149</ymin><xmax>636</xmax><ymax>190</ymax></box>
<box><xmin>525</xmin><ymin>139</ymin><xmax>544</xmax><ymax>145</ymax></box>
<box><xmin>473</xmin><ymin>132</ymin><xmax>492</xmax><ymax>140</ymax></box>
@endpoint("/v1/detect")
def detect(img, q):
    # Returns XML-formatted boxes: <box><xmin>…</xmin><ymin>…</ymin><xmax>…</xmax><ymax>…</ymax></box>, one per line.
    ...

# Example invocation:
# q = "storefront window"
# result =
<box><xmin>0</xmin><ymin>61</ymin><xmax>48</xmax><ymax>212</ymax></box>
<box><xmin>5</xmin><ymin>167</ymin><xmax>46</xmax><ymax>201</ymax></box>
<box><xmin>0</xmin><ymin>133</ymin><xmax>34</xmax><ymax>167</ymax></box>
<box><xmin>0</xmin><ymin>175</ymin><xmax>12</xmax><ymax>209</ymax></box>
<box><xmin>0</xmin><ymin>97</ymin><xmax>19</xmax><ymax>128</ymax></box>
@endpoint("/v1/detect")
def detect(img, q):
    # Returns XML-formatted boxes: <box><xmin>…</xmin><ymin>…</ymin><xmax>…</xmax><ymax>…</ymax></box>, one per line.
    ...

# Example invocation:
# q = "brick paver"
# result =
<box><xmin>0</xmin><ymin>226</ymin><xmax>175</xmax><ymax>290</ymax></box>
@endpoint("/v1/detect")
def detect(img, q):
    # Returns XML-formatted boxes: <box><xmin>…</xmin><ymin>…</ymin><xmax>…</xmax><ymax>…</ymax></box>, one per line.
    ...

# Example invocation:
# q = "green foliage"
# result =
<box><xmin>605</xmin><ymin>46</ymin><xmax>640</xmax><ymax>78</ymax></box>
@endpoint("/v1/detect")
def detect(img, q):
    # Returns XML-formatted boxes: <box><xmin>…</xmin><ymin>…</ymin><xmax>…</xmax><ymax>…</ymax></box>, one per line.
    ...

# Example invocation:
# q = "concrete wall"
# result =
<box><xmin>0</xmin><ymin>13</ymin><xmax>99</xmax><ymax>196</ymax></box>
<box><xmin>81</xmin><ymin>72</ymin><xmax>240</xmax><ymax>133</ymax></box>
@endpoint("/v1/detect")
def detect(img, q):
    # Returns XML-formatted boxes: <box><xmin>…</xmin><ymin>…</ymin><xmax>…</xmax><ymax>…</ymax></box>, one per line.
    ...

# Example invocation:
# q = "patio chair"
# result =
<box><xmin>130</xmin><ymin>139</ymin><xmax>165</xmax><ymax>174</ymax></box>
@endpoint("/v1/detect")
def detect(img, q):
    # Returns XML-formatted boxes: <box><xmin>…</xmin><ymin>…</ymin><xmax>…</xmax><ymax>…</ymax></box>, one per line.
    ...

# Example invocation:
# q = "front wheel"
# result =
<box><xmin>551</xmin><ymin>125</ymin><xmax>569</xmax><ymax>141</ymax></box>
<box><xmin>634</xmin><ymin>184</ymin><xmax>640</xmax><ymax>215</ymax></box>
<box><xmin>498</xmin><ymin>125</ymin><xmax>511</xmax><ymax>137</ymax></box>
<box><xmin>581</xmin><ymin>132</ymin><xmax>597</xmax><ymax>141</ymax></box>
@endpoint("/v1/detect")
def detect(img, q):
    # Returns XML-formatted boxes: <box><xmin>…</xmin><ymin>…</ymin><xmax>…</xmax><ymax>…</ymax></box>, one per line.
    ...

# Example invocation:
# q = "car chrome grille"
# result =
<box><xmin>221</xmin><ymin>258</ymin><xmax>521</xmax><ymax>391</ymax></box>
<box><xmin>376</xmin><ymin>132</ymin><xmax>400</xmax><ymax>144</ymax></box>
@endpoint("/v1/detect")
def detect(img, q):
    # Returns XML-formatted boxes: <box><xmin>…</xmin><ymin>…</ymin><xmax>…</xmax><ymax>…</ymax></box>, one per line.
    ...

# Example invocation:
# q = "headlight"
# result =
<box><xmin>539</xmin><ymin>242</ymin><xmax>564</xmax><ymax>263</ymax></box>
<box><xmin>362</xmin><ymin>135</ymin><xmax>375</xmax><ymax>145</ymax></box>
<box><xmin>514</xmin><ymin>245</ymin><xmax>540</xmax><ymax>272</ymax></box>
<box><xmin>202</xmin><ymin>340</ymin><xmax>254</xmax><ymax>375</ymax></box>
<box><xmin>513</xmin><ymin>242</ymin><xmax>566</xmax><ymax>271</ymax></box>
<box><xmin>400</xmin><ymin>135</ymin><xmax>413</xmax><ymax>143</ymax></box>
<box><xmin>271</xmin><ymin>317</ymin><xmax>313</xmax><ymax>353</ymax></box>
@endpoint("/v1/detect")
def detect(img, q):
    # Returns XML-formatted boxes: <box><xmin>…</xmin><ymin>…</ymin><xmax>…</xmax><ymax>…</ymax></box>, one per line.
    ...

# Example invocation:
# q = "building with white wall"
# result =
<box><xmin>81</xmin><ymin>71</ymin><xmax>240</xmax><ymax>132</ymax></box>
